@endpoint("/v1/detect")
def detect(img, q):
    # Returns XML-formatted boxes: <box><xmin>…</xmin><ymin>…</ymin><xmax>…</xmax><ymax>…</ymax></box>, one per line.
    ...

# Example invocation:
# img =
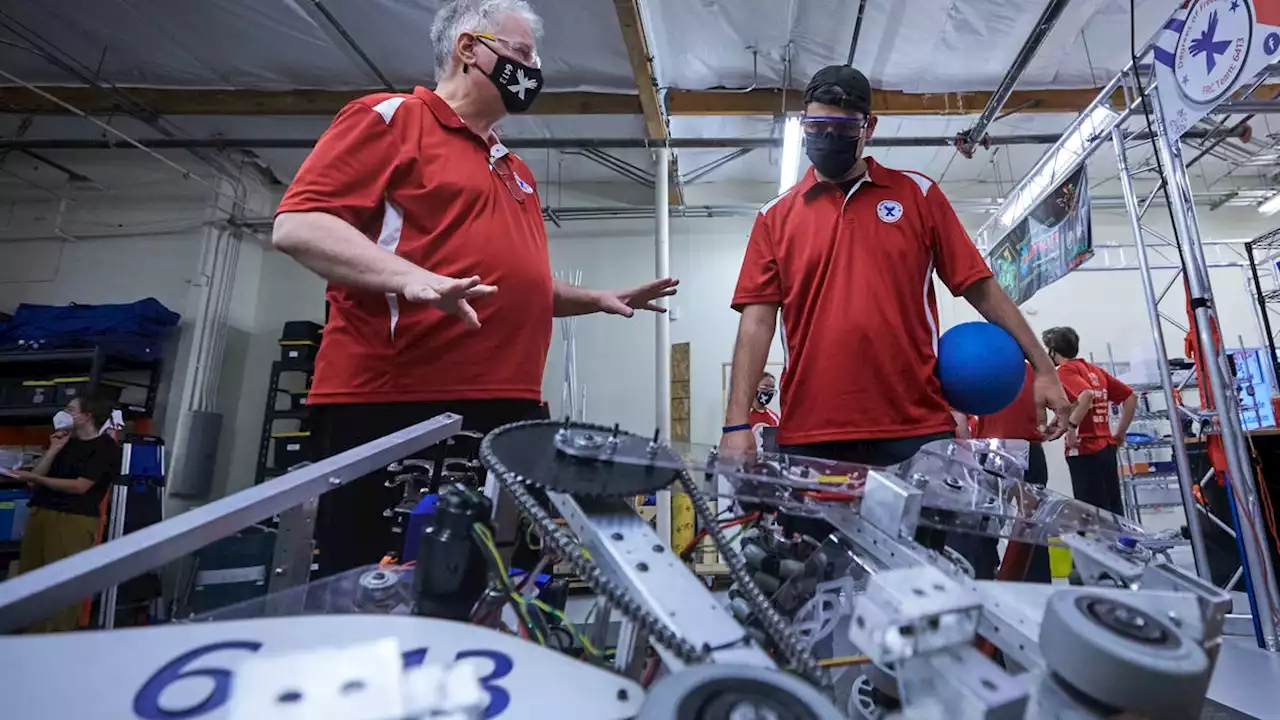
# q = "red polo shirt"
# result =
<box><xmin>1057</xmin><ymin>358</ymin><xmax>1132</xmax><ymax>455</ymax></box>
<box><xmin>277</xmin><ymin>88</ymin><xmax>553</xmax><ymax>404</ymax></box>
<box><xmin>732</xmin><ymin>160</ymin><xmax>992</xmax><ymax>445</ymax></box>
<box><xmin>972</xmin><ymin>363</ymin><xmax>1043</xmax><ymax>442</ymax></box>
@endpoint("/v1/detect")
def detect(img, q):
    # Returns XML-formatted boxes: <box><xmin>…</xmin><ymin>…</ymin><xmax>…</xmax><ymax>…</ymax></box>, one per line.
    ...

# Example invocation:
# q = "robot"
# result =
<box><xmin>0</xmin><ymin>415</ymin><xmax>1239</xmax><ymax>719</ymax></box>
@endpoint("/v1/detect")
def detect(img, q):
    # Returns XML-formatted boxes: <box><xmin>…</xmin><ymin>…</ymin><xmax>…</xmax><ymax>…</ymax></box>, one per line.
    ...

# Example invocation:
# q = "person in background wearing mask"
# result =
<box><xmin>272</xmin><ymin>0</ymin><xmax>676</xmax><ymax>577</ymax></box>
<box><xmin>721</xmin><ymin>64</ymin><xmax>1069</xmax><ymax>470</ymax></box>
<box><xmin>14</xmin><ymin>393</ymin><xmax>120</xmax><ymax>632</ymax></box>
<box><xmin>749</xmin><ymin>371</ymin><xmax>780</xmax><ymax>450</ymax></box>
<box><xmin>1043</xmin><ymin>327</ymin><xmax>1137</xmax><ymax>516</ymax></box>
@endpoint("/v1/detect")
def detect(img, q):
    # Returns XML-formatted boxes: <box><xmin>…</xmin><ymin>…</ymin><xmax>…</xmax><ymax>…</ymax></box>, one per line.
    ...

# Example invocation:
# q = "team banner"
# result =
<box><xmin>1154</xmin><ymin>0</ymin><xmax>1280</xmax><ymax>139</ymax></box>
<box><xmin>986</xmin><ymin>166</ymin><xmax>1093</xmax><ymax>306</ymax></box>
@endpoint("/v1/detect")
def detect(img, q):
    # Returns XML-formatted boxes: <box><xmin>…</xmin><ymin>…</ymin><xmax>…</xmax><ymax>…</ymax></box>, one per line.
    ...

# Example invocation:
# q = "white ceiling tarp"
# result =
<box><xmin>644</xmin><ymin>0</ymin><xmax>1177</xmax><ymax>92</ymax></box>
<box><xmin>0</xmin><ymin>0</ymin><xmax>636</xmax><ymax>92</ymax></box>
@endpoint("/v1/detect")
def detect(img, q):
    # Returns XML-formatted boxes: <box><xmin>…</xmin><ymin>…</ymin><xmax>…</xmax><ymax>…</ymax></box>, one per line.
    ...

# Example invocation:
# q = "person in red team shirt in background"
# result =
<box><xmin>1042</xmin><ymin>327</ymin><xmax>1137</xmax><ymax>516</ymax></box>
<box><xmin>748</xmin><ymin>372</ymin><xmax>780</xmax><ymax>450</ymax></box>
<box><xmin>272</xmin><ymin>0</ymin><xmax>676</xmax><ymax>577</ymax></box>
<box><xmin>967</xmin><ymin>362</ymin><xmax>1051</xmax><ymax>583</ymax></box>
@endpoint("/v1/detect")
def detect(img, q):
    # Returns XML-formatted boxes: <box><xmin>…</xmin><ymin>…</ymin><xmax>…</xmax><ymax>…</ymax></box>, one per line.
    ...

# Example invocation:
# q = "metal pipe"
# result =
<box><xmin>1111</xmin><ymin>125</ymin><xmax>1212</xmax><ymax>581</ymax></box>
<box><xmin>957</xmin><ymin>0</ymin><xmax>1072</xmax><ymax>157</ymax></box>
<box><xmin>845</xmin><ymin>0</ymin><xmax>869</xmax><ymax>66</ymax></box>
<box><xmin>308</xmin><ymin>0</ymin><xmax>395</xmax><ymax>90</ymax></box>
<box><xmin>655</xmin><ymin>148</ymin><xmax>671</xmax><ymax>442</ymax></box>
<box><xmin>0</xmin><ymin>127</ymin><xmax>1245</xmax><ymax>153</ymax></box>
<box><xmin>1149</xmin><ymin>88</ymin><xmax>1280</xmax><ymax>650</ymax></box>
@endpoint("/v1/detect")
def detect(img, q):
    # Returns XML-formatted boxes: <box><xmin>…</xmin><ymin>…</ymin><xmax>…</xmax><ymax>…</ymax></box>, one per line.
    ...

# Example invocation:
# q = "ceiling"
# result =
<box><xmin>0</xmin><ymin>0</ymin><xmax>1277</xmax><ymax>215</ymax></box>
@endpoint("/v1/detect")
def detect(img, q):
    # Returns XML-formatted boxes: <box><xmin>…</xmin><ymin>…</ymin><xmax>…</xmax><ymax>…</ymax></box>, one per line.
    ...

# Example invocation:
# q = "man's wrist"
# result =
<box><xmin>722</xmin><ymin>423</ymin><xmax>751</xmax><ymax>433</ymax></box>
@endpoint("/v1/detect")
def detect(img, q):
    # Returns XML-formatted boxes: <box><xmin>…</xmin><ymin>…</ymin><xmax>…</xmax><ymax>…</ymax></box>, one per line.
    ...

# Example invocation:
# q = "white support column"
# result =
<box><xmin>655</xmin><ymin>147</ymin><xmax>672</xmax><ymax>441</ymax></box>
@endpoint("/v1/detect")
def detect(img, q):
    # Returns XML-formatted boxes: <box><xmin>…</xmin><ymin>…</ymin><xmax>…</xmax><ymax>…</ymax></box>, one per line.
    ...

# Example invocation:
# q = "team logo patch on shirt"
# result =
<box><xmin>876</xmin><ymin>200</ymin><xmax>904</xmax><ymax>224</ymax></box>
<box><xmin>514</xmin><ymin>172</ymin><xmax>534</xmax><ymax>194</ymax></box>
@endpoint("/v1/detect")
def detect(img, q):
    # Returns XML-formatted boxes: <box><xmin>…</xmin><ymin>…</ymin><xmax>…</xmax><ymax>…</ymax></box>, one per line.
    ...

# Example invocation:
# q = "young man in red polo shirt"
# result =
<box><xmin>721</xmin><ymin>65</ymin><xmax>1070</xmax><ymax>471</ymax></box>
<box><xmin>1043</xmin><ymin>327</ymin><xmax>1137</xmax><ymax>516</ymax></box>
<box><xmin>273</xmin><ymin>0</ymin><xmax>675</xmax><ymax>576</ymax></box>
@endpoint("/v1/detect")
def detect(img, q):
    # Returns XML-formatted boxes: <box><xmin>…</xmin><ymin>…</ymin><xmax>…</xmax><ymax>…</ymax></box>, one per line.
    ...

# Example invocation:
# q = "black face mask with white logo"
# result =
<box><xmin>476</xmin><ymin>38</ymin><xmax>543</xmax><ymax>114</ymax></box>
<box><xmin>805</xmin><ymin>133</ymin><xmax>860</xmax><ymax>181</ymax></box>
<box><xmin>756</xmin><ymin>389</ymin><xmax>775</xmax><ymax>406</ymax></box>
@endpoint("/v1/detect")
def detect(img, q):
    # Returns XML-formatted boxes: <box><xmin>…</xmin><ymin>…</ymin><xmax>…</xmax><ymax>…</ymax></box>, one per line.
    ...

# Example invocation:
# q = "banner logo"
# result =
<box><xmin>1174</xmin><ymin>0</ymin><xmax>1253</xmax><ymax>105</ymax></box>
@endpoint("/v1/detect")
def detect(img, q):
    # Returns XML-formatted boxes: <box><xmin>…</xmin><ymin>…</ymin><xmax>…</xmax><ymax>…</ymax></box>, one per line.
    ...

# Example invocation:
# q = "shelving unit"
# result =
<box><xmin>0</xmin><ymin>347</ymin><xmax>163</xmax><ymax>425</ymax></box>
<box><xmin>1119</xmin><ymin>383</ymin><xmax>1186</xmax><ymax>525</ymax></box>
<box><xmin>253</xmin><ymin>322</ymin><xmax>321</xmax><ymax>486</ymax></box>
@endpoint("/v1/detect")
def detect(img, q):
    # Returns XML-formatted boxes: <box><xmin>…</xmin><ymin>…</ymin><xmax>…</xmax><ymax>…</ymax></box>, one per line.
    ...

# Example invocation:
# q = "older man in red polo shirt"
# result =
<box><xmin>721</xmin><ymin>65</ymin><xmax>1069</xmax><ymax>470</ymax></box>
<box><xmin>273</xmin><ymin>0</ymin><xmax>675</xmax><ymax>576</ymax></box>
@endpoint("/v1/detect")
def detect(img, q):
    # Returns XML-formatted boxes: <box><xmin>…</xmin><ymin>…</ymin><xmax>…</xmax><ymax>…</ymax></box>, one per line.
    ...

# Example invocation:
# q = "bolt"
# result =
<box><xmin>636</xmin><ymin>562</ymin><xmax>649</xmax><ymax>572</ymax></box>
<box><xmin>1168</xmin><ymin>610</ymin><xmax>1183</xmax><ymax>628</ymax></box>
<box><xmin>652</xmin><ymin>544</ymin><xmax>665</xmax><ymax>552</ymax></box>
<box><xmin>328</xmin><ymin>477</ymin><xmax>341</xmax><ymax>486</ymax></box>
<box><xmin>617</xmin><ymin>688</ymin><xmax>630</xmax><ymax>701</ymax></box>
<box><xmin>273</xmin><ymin>567</ymin><xmax>285</xmax><ymax>576</ymax></box>
<box><xmin>611</xmin><ymin>532</ymin><xmax>624</xmax><ymax>541</ymax></box>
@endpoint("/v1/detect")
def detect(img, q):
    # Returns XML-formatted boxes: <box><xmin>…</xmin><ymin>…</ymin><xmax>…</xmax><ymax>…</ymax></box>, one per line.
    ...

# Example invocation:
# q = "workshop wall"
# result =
<box><xmin>0</xmin><ymin>194</ymin><xmax>212</xmax><ymax>449</ymax></box>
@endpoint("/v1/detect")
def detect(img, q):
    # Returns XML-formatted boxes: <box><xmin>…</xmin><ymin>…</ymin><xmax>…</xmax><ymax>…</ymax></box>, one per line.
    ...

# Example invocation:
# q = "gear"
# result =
<box><xmin>481</xmin><ymin>420</ymin><xmax>682</xmax><ymax>498</ymax></box>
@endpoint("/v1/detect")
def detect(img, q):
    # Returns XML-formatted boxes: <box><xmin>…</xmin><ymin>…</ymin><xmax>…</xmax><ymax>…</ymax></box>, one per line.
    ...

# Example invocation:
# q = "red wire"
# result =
<box><xmin>679</xmin><ymin>512</ymin><xmax>760</xmax><ymax>558</ymax></box>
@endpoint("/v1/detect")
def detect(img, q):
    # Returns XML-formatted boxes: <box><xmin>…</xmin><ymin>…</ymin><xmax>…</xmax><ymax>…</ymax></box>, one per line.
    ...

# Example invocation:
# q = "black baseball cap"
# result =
<box><xmin>803</xmin><ymin>65</ymin><xmax>872</xmax><ymax>115</ymax></box>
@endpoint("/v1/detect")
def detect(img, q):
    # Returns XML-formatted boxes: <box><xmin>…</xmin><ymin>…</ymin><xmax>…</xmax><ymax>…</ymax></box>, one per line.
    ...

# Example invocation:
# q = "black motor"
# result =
<box><xmin>411</xmin><ymin>486</ymin><xmax>492</xmax><ymax>621</ymax></box>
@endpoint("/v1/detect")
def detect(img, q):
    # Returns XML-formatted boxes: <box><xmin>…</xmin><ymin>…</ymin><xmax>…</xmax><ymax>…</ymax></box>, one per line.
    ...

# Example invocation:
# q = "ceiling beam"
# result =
<box><xmin>665</xmin><ymin>87</ymin><xmax>1129</xmax><ymax>116</ymax></box>
<box><xmin>0</xmin><ymin>86</ymin><xmax>643</xmax><ymax>116</ymax></box>
<box><xmin>610</xmin><ymin>0</ymin><xmax>682</xmax><ymax>204</ymax></box>
<box><xmin>0</xmin><ymin>85</ymin><xmax>1135</xmax><ymax>118</ymax></box>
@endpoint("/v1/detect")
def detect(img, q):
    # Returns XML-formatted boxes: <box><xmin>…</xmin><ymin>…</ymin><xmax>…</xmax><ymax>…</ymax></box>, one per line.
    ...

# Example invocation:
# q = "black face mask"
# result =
<box><xmin>475</xmin><ymin>38</ymin><xmax>543</xmax><ymax>114</ymax></box>
<box><xmin>805</xmin><ymin>133</ymin><xmax>860</xmax><ymax>180</ymax></box>
<box><xmin>756</xmin><ymin>389</ymin><xmax>775</xmax><ymax>406</ymax></box>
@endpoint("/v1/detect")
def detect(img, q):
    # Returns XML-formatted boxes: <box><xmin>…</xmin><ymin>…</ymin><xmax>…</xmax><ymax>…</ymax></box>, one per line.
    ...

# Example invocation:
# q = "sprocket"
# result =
<box><xmin>480</xmin><ymin>420</ymin><xmax>682</xmax><ymax>498</ymax></box>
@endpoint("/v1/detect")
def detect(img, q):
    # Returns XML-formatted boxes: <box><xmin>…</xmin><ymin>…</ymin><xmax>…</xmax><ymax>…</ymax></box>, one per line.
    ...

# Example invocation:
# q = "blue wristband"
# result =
<box><xmin>722</xmin><ymin>423</ymin><xmax>751</xmax><ymax>433</ymax></box>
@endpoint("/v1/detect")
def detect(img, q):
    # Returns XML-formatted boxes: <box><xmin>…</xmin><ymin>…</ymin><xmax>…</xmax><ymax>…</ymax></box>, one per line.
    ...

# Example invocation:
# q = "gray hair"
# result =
<box><xmin>430</xmin><ymin>0</ymin><xmax>544</xmax><ymax>76</ymax></box>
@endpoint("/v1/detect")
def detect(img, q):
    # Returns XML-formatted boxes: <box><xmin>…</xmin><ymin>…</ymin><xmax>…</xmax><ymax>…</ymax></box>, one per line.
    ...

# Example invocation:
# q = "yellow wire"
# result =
<box><xmin>472</xmin><ymin>523</ymin><xmax>545</xmax><ymax>645</ymax></box>
<box><xmin>528</xmin><ymin>597</ymin><xmax>601</xmax><ymax>657</ymax></box>
<box><xmin>818</xmin><ymin>655</ymin><xmax>869</xmax><ymax>668</ymax></box>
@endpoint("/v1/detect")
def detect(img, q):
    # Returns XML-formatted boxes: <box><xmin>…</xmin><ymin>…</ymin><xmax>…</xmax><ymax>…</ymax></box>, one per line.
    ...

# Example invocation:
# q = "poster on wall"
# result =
<box><xmin>986</xmin><ymin>165</ymin><xmax>1093</xmax><ymax>306</ymax></box>
<box><xmin>1153</xmin><ymin>0</ymin><xmax>1280</xmax><ymax>140</ymax></box>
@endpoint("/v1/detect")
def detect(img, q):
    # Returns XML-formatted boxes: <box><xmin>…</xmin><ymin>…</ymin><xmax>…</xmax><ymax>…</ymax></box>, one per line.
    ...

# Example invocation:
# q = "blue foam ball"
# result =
<box><xmin>936</xmin><ymin>322</ymin><xmax>1026</xmax><ymax>416</ymax></box>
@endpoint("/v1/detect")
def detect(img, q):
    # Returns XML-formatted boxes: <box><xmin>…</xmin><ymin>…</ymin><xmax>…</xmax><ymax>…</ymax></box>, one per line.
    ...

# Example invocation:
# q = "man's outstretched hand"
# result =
<box><xmin>403</xmin><ymin>272</ymin><xmax>498</xmax><ymax>329</ymax></box>
<box><xmin>596</xmin><ymin>277</ymin><xmax>680</xmax><ymax>317</ymax></box>
<box><xmin>1035</xmin><ymin>369</ymin><xmax>1072</xmax><ymax>441</ymax></box>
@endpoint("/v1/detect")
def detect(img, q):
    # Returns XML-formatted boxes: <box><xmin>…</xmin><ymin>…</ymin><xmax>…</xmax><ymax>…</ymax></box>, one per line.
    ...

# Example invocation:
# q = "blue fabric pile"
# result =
<box><xmin>0</xmin><ymin>298</ymin><xmax>181</xmax><ymax>361</ymax></box>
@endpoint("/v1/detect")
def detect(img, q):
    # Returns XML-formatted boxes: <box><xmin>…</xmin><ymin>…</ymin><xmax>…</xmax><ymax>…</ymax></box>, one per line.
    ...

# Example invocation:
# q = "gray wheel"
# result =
<box><xmin>639</xmin><ymin>664</ymin><xmax>843</xmax><ymax>720</ymax></box>
<box><xmin>1039</xmin><ymin>592</ymin><xmax>1211</xmax><ymax>719</ymax></box>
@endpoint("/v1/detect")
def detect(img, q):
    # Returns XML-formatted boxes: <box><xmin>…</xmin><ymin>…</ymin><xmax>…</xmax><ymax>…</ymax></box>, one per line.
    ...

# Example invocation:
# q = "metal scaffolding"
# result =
<box><xmin>979</xmin><ymin>14</ymin><xmax>1280</xmax><ymax>652</ymax></box>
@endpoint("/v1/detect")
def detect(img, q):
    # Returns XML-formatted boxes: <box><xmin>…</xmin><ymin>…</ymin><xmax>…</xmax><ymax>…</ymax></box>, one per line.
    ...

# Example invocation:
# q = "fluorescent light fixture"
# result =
<box><xmin>995</xmin><ymin>105</ymin><xmax>1117</xmax><ymax>229</ymax></box>
<box><xmin>1259</xmin><ymin>191</ymin><xmax>1280</xmax><ymax>216</ymax></box>
<box><xmin>778</xmin><ymin>115</ymin><xmax>803</xmax><ymax>193</ymax></box>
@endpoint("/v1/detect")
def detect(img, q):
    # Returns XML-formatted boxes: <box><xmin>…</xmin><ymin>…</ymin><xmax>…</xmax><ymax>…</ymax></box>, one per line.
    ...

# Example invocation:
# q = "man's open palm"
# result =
<box><xmin>598</xmin><ymin>277</ymin><xmax>680</xmax><ymax>317</ymax></box>
<box><xmin>403</xmin><ymin>273</ymin><xmax>498</xmax><ymax>329</ymax></box>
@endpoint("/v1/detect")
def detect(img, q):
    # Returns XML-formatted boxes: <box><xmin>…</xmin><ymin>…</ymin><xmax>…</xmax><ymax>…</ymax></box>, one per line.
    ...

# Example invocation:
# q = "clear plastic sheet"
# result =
<box><xmin>554</xmin><ymin>428</ymin><xmax>1144</xmax><ymax>545</ymax></box>
<box><xmin>191</xmin><ymin>564</ymin><xmax>414</xmax><ymax>622</ymax></box>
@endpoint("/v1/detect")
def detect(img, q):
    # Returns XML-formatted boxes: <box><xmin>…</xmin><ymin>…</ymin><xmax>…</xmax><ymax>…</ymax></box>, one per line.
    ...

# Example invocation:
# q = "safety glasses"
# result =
<box><xmin>472</xmin><ymin>32</ymin><xmax>541</xmax><ymax>69</ymax></box>
<box><xmin>801</xmin><ymin>115</ymin><xmax>868</xmax><ymax>140</ymax></box>
<box><xmin>489</xmin><ymin>153</ymin><xmax>528</xmax><ymax>204</ymax></box>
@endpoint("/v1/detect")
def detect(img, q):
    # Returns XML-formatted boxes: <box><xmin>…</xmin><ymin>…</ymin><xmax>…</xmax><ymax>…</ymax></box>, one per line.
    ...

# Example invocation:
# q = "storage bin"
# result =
<box><xmin>281</xmin><ymin>321</ymin><xmax>323</xmax><ymax>345</ymax></box>
<box><xmin>272</xmin><ymin>432</ymin><xmax>311</xmax><ymax>471</ymax></box>
<box><xmin>278</xmin><ymin>342</ymin><xmax>319</xmax><ymax>364</ymax></box>
<box><xmin>53</xmin><ymin>377</ymin><xmax>125</xmax><ymax>405</ymax></box>
<box><xmin>0</xmin><ymin>489</ymin><xmax>32</xmax><ymax>542</ymax></box>
<box><xmin>18</xmin><ymin>380</ymin><xmax>58</xmax><ymax>407</ymax></box>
